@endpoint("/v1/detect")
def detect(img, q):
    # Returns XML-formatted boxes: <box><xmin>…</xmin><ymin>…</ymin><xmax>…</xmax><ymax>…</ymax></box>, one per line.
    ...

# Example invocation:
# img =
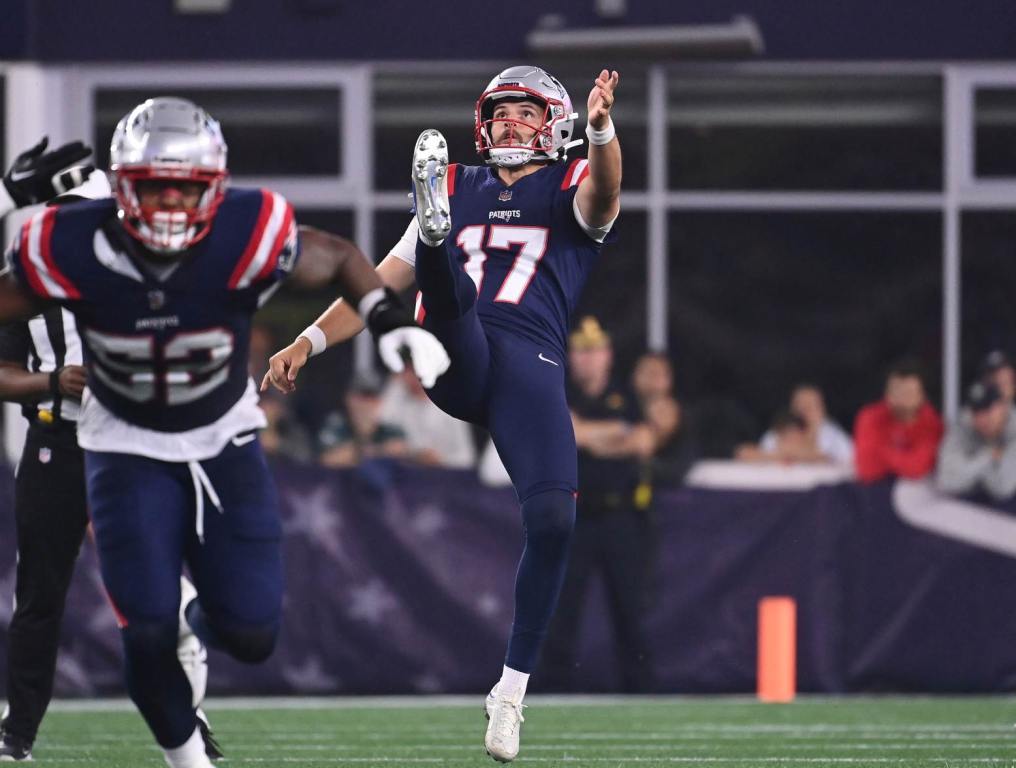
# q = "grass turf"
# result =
<box><xmin>29</xmin><ymin>696</ymin><xmax>1016</xmax><ymax>767</ymax></box>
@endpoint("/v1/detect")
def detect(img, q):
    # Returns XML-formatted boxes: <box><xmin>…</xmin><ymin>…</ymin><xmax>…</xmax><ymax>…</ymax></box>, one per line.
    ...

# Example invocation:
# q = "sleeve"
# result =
<box><xmin>558</xmin><ymin>158</ymin><xmax>618</xmax><ymax>244</ymax></box>
<box><xmin>884</xmin><ymin>408</ymin><xmax>943</xmax><ymax>479</ymax></box>
<box><xmin>5</xmin><ymin>207</ymin><xmax>81</xmax><ymax>301</ymax></box>
<box><xmin>985</xmin><ymin>438</ymin><xmax>1016</xmax><ymax>501</ymax></box>
<box><xmin>227</xmin><ymin>190</ymin><xmax>300</xmax><ymax>305</ymax></box>
<box><xmin>0</xmin><ymin>321</ymin><xmax>30</xmax><ymax>365</ymax></box>
<box><xmin>389</xmin><ymin>218</ymin><xmax>420</xmax><ymax>268</ymax></box>
<box><xmin>853</xmin><ymin>407</ymin><xmax>887</xmax><ymax>483</ymax></box>
<box><xmin>935</xmin><ymin>424</ymin><xmax>992</xmax><ymax>495</ymax></box>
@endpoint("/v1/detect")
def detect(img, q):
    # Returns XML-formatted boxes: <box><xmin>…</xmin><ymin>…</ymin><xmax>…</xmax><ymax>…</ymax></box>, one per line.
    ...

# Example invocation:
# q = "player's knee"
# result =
<box><xmin>521</xmin><ymin>489</ymin><xmax>576</xmax><ymax>549</ymax></box>
<box><xmin>210</xmin><ymin>619</ymin><xmax>279</xmax><ymax>664</ymax></box>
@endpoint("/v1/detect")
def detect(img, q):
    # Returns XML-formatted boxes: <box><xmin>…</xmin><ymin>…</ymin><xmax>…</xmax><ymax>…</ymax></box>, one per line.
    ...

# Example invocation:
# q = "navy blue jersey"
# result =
<box><xmin>6</xmin><ymin>188</ymin><xmax>298</xmax><ymax>432</ymax></box>
<box><xmin>436</xmin><ymin>160</ymin><xmax>612</xmax><ymax>357</ymax></box>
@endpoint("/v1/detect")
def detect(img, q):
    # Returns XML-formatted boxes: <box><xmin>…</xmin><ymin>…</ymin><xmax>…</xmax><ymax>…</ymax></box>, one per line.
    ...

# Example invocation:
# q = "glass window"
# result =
<box><xmin>974</xmin><ymin>88</ymin><xmax>1016</xmax><ymax>178</ymax></box>
<box><xmin>960</xmin><ymin>212</ymin><xmax>1016</xmax><ymax>384</ymax></box>
<box><xmin>94</xmin><ymin>88</ymin><xmax>342</xmax><ymax>176</ymax></box>
<box><xmin>574</xmin><ymin>210</ymin><xmax>647</xmax><ymax>378</ymax></box>
<box><xmin>373</xmin><ymin>68</ymin><xmax>647</xmax><ymax>190</ymax></box>
<box><xmin>667</xmin><ymin>211</ymin><xmax>943</xmax><ymax>431</ymax></box>
<box><xmin>667</xmin><ymin>72</ymin><xmax>942</xmax><ymax>191</ymax></box>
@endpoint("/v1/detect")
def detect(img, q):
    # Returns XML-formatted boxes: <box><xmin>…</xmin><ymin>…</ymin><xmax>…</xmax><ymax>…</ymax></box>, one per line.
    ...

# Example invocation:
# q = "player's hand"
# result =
<box><xmin>57</xmin><ymin>364</ymin><xmax>87</xmax><ymax>399</ymax></box>
<box><xmin>587</xmin><ymin>69</ymin><xmax>619</xmax><ymax>131</ymax></box>
<box><xmin>261</xmin><ymin>337</ymin><xmax>312</xmax><ymax>394</ymax></box>
<box><xmin>365</xmin><ymin>288</ymin><xmax>450</xmax><ymax>388</ymax></box>
<box><xmin>3</xmin><ymin>137</ymin><xmax>95</xmax><ymax>208</ymax></box>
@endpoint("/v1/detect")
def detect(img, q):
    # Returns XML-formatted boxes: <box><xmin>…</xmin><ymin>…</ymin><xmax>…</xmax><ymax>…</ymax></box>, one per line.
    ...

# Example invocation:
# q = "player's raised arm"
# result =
<box><xmin>575</xmin><ymin>69</ymin><xmax>621</xmax><ymax>229</ymax></box>
<box><xmin>263</xmin><ymin>227</ymin><xmax>443</xmax><ymax>393</ymax></box>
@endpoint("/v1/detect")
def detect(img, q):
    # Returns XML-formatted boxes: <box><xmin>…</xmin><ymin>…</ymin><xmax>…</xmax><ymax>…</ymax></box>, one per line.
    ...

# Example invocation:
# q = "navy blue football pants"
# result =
<box><xmin>85</xmin><ymin>437</ymin><xmax>283</xmax><ymax>749</ymax></box>
<box><xmin>416</xmin><ymin>238</ymin><xmax>577</xmax><ymax>674</ymax></box>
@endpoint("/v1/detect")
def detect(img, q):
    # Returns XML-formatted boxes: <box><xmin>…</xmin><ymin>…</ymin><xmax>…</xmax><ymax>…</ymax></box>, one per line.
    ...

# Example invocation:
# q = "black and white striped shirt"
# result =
<box><xmin>0</xmin><ymin>307</ymin><xmax>82</xmax><ymax>422</ymax></box>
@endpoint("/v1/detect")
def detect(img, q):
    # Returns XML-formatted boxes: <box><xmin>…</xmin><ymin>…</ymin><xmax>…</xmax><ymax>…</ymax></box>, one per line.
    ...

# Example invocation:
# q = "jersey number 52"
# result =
<box><xmin>85</xmin><ymin>328</ymin><xmax>235</xmax><ymax>405</ymax></box>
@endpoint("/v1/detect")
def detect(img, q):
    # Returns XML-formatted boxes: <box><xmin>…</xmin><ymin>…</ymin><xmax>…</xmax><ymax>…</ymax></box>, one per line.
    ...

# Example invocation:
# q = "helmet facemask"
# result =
<box><xmin>114</xmin><ymin>167</ymin><xmax>227</xmax><ymax>254</ymax></box>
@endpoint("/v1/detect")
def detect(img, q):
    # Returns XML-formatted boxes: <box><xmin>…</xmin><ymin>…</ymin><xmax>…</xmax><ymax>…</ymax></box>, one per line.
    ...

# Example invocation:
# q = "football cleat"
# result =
<box><xmin>196</xmin><ymin>709</ymin><xmax>224</xmax><ymax>761</ymax></box>
<box><xmin>411</xmin><ymin>129</ymin><xmax>451</xmax><ymax>246</ymax></box>
<box><xmin>0</xmin><ymin>731</ymin><xmax>33</xmax><ymax>762</ymax></box>
<box><xmin>484</xmin><ymin>689</ymin><xmax>526</xmax><ymax>763</ymax></box>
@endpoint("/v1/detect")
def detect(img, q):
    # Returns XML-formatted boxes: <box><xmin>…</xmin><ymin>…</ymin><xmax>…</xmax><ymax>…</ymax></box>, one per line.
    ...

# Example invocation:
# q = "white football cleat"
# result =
<box><xmin>412</xmin><ymin>129</ymin><xmax>451</xmax><ymax>246</ymax></box>
<box><xmin>178</xmin><ymin>576</ymin><xmax>208</xmax><ymax>709</ymax></box>
<box><xmin>484</xmin><ymin>688</ymin><xmax>526</xmax><ymax>763</ymax></box>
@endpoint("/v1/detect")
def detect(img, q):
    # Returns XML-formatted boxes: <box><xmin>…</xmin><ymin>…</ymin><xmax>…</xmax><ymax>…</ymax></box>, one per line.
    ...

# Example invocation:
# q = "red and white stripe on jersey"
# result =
<box><xmin>447</xmin><ymin>163</ymin><xmax>458</xmax><ymax>197</ymax></box>
<box><xmin>414</xmin><ymin>290</ymin><xmax>426</xmax><ymax>325</ymax></box>
<box><xmin>18</xmin><ymin>207</ymin><xmax>81</xmax><ymax>300</ymax></box>
<box><xmin>228</xmin><ymin>189</ymin><xmax>295</xmax><ymax>290</ymax></box>
<box><xmin>561</xmin><ymin>158</ymin><xmax>590</xmax><ymax>190</ymax></box>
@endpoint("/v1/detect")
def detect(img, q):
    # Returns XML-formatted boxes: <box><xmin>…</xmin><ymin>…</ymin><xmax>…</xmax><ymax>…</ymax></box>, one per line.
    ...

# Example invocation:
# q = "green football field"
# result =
<box><xmin>31</xmin><ymin>695</ymin><xmax>1016</xmax><ymax>766</ymax></box>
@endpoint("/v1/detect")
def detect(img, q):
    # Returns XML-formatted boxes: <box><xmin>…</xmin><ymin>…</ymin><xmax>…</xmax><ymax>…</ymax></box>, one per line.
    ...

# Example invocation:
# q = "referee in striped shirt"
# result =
<box><xmin>0</xmin><ymin>138</ymin><xmax>99</xmax><ymax>762</ymax></box>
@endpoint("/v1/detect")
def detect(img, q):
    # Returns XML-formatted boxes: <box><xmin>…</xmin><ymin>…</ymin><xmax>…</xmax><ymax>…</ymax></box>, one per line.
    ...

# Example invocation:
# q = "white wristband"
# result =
<box><xmin>298</xmin><ymin>324</ymin><xmax>327</xmax><ymax>357</ymax></box>
<box><xmin>357</xmin><ymin>287</ymin><xmax>387</xmax><ymax>322</ymax></box>
<box><xmin>585</xmin><ymin>117</ymin><xmax>616</xmax><ymax>146</ymax></box>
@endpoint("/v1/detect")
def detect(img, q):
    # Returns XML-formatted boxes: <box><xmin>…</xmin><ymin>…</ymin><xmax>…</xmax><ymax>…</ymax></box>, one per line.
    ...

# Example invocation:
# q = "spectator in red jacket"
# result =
<box><xmin>854</xmin><ymin>359</ymin><xmax>944</xmax><ymax>483</ymax></box>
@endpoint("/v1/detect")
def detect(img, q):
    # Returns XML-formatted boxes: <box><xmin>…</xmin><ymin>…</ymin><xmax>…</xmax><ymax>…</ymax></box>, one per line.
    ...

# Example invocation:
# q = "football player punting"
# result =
<box><xmin>264</xmin><ymin>66</ymin><xmax>621</xmax><ymax>762</ymax></box>
<box><xmin>0</xmin><ymin>97</ymin><xmax>448</xmax><ymax>768</ymax></box>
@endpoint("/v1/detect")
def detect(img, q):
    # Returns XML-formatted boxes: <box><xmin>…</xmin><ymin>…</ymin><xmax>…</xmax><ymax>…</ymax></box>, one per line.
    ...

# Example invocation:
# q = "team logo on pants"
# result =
<box><xmin>38</xmin><ymin>446</ymin><xmax>51</xmax><ymax>464</ymax></box>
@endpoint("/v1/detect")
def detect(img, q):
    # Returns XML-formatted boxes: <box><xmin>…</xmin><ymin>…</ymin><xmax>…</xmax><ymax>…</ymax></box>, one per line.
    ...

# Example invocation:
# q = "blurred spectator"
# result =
<box><xmin>936</xmin><ymin>381</ymin><xmax>1016</xmax><ymax>502</ymax></box>
<box><xmin>379</xmin><ymin>369</ymin><xmax>476</xmax><ymax>468</ymax></box>
<box><xmin>854</xmin><ymin>359</ymin><xmax>943</xmax><ymax>483</ymax></box>
<box><xmin>542</xmin><ymin>317</ymin><xmax>655</xmax><ymax>692</ymax></box>
<box><xmin>318</xmin><ymin>373</ymin><xmax>407</xmax><ymax>468</ymax></box>
<box><xmin>740</xmin><ymin>384</ymin><xmax>853</xmax><ymax>464</ymax></box>
<box><xmin>980</xmin><ymin>349</ymin><xmax>1015</xmax><ymax>406</ymax></box>
<box><xmin>632</xmin><ymin>352</ymin><xmax>674</xmax><ymax>407</ymax></box>
<box><xmin>631</xmin><ymin>352</ymin><xmax>697</xmax><ymax>486</ymax></box>
<box><xmin>259</xmin><ymin>391</ymin><xmax>316</xmax><ymax>464</ymax></box>
<box><xmin>737</xmin><ymin>410</ymin><xmax>813</xmax><ymax>463</ymax></box>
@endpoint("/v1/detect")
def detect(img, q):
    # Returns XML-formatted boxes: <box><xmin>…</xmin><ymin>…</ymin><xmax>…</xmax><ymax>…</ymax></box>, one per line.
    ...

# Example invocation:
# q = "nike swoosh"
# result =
<box><xmin>538</xmin><ymin>353</ymin><xmax>559</xmax><ymax>366</ymax></box>
<box><xmin>231</xmin><ymin>433</ymin><xmax>257</xmax><ymax>447</ymax></box>
<box><xmin>8</xmin><ymin>169</ymin><xmax>33</xmax><ymax>182</ymax></box>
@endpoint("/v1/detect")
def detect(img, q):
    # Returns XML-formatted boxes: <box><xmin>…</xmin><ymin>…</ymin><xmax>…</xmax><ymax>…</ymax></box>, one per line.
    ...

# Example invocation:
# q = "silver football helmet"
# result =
<box><xmin>109</xmin><ymin>97</ymin><xmax>229</xmax><ymax>253</ymax></box>
<box><xmin>474</xmin><ymin>66</ymin><xmax>581</xmax><ymax>168</ymax></box>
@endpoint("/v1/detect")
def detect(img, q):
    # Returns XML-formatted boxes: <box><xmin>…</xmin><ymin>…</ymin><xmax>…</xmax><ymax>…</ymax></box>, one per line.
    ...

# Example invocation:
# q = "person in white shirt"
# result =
<box><xmin>746</xmin><ymin>383</ymin><xmax>854</xmax><ymax>464</ymax></box>
<box><xmin>379</xmin><ymin>369</ymin><xmax>477</xmax><ymax>469</ymax></box>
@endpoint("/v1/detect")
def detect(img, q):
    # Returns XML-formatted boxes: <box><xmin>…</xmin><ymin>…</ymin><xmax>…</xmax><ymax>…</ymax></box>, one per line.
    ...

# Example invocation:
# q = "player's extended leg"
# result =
<box><xmin>412</xmin><ymin>129</ymin><xmax>491</xmax><ymax>422</ymax></box>
<box><xmin>2</xmin><ymin>425</ymin><xmax>88</xmax><ymax>758</ymax></box>
<box><xmin>483</xmin><ymin>335</ymin><xmax>578</xmax><ymax>762</ymax></box>
<box><xmin>85</xmin><ymin>451</ymin><xmax>206</xmax><ymax>764</ymax></box>
<box><xmin>182</xmin><ymin>435</ymin><xmax>283</xmax><ymax>667</ymax></box>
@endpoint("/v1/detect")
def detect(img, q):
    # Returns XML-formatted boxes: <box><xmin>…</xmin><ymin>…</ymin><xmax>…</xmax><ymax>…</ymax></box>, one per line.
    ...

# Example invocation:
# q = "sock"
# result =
<box><xmin>497</xmin><ymin>665</ymin><xmax>530</xmax><ymax>701</ymax></box>
<box><xmin>505</xmin><ymin>489</ymin><xmax>576</xmax><ymax>673</ymax></box>
<box><xmin>162</xmin><ymin>726</ymin><xmax>209</xmax><ymax>768</ymax></box>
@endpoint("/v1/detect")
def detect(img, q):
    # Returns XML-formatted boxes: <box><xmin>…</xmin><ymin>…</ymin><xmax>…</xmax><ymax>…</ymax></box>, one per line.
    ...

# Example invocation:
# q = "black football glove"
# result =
<box><xmin>3</xmin><ymin>137</ymin><xmax>95</xmax><ymax>208</ymax></box>
<box><xmin>366</xmin><ymin>288</ymin><xmax>450</xmax><ymax>388</ymax></box>
<box><xmin>364</xmin><ymin>287</ymin><xmax>416</xmax><ymax>337</ymax></box>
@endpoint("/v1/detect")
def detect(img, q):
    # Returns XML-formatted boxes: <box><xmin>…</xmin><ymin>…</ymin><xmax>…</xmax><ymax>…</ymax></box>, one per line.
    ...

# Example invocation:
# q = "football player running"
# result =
<box><xmin>264</xmin><ymin>67</ymin><xmax>621</xmax><ymax>762</ymax></box>
<box><xmin>0</xmin><ymin>97</ymin><xmax>448</xmax><ymax>768</ymax></box>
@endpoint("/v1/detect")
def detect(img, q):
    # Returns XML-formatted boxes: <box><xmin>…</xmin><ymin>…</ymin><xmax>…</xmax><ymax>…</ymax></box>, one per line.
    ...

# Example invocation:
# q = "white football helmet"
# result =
<box><xmin>474</xmin><ymin>66</ymin><xmax>581</xmax><ymax>168</ymax></box>
<box><xmin>109</xmin><ymin>97</ymin><xmax>229</xmax><ymax>253</ymax></box>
